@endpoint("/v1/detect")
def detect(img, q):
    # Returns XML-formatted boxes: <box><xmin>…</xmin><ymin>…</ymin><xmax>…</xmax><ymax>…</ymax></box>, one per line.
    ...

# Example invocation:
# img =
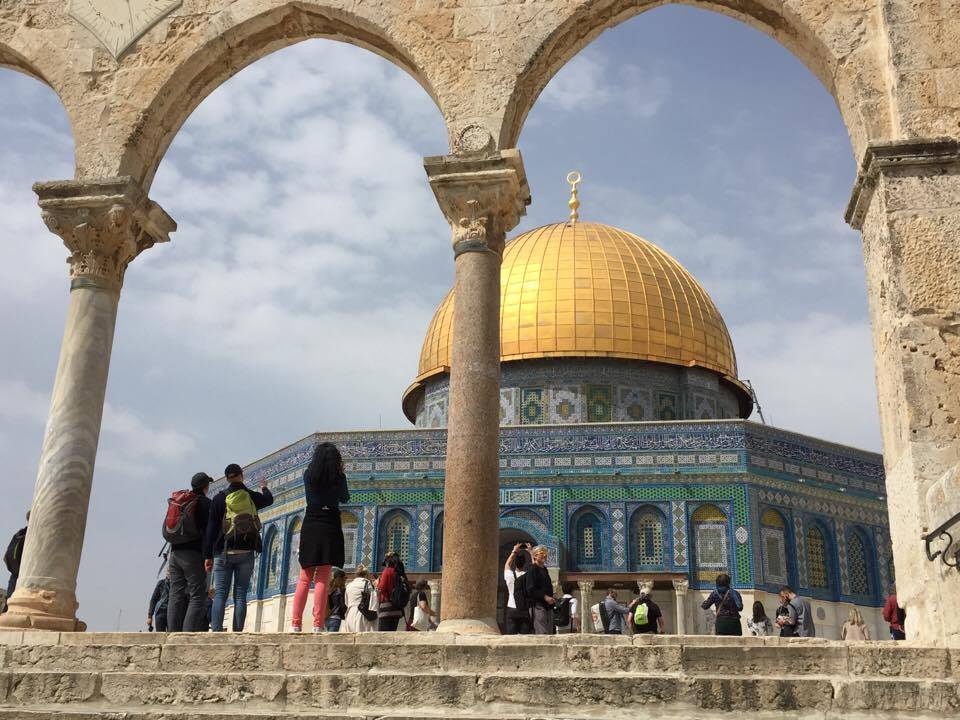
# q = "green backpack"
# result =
<box><xmin>223</xmin><ymin>489</ymin><xmax>261</xmax><ymax>548</ymax></box>
<box><xmin>634</xmin><ymin>600</ymin><xmax>650</xmax><ymax>626</ymax></box>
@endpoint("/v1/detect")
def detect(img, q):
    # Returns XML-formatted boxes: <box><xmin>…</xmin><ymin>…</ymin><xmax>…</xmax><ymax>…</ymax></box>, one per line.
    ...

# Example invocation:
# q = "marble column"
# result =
<box><xmin>672</xmin><ymin>578</ymin><xmax>689</xmax><ymax>635</ymax></box>
<box><xmin>577</xmin><ymin>579</ymin><xmax>594</xmax><ymax>634</ymax></box>
<box><xmin>426</xmin><ymin>150</ymin><xmax>529</xmax><ymax>634</ymax></box>
<box><xmin>847</xmin><ymin>139</ymin><xmax>960</xmax><ymax>645</ymax></box>
<box><xmin>0</xmin><ymin>178</ymin><xmax>173</xmax><ymax>632</ymax></box>
<box><xmin>428</xmin><ymin>579</ymin><xmax>441</xmax><ymax>618</ymax></box>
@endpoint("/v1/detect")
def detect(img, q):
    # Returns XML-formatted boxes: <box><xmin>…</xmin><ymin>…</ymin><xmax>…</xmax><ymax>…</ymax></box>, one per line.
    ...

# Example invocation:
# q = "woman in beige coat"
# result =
<box><xmin>341</xmin><ymin>565</ymin><xmax>377</xmax><ymax>632</ymax></box>
<box><xmin>841</xmin><ymin>607</ymin><xmax>871</xmax><ymax>640</ymax></box>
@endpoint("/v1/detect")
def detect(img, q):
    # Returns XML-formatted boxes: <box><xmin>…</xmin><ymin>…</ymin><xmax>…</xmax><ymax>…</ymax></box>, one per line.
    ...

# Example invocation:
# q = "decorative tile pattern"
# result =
<box><xmin>794</xmin><ymin>515</ymin><xmax>806</xmax><ymax>587</ymax></box>
<box><xmin>657</xmin><ymin>392</ymin><xmax>678</xmax><ymax>420</ymax></box>
<box><xmin>610</xmin><ymin>503</ymin><xmax>626</xmax><ymax>568</ymax></box>
<box><xmin>631</xmin><ymin>507</ymin><xmax>665</xmax><ymax>567</ymax></box>
<box><xmin>586</xmin><ymin>385</ymin><xmax>613</xmax><ymax>423</ymax></box>
<box><xmin>549</xmin><ymin>386</ymin><xmax>582</xmax><ymax>423</ymax></box>
<box><xmin>416</xmin><ymin>506</ymin><xmax>431</xmax><ymax>569</ymax></box>
<box><xmin>672</xmin><ymin>501</ymin><xmax>688</xmax><ymax>566</ymax></box>
<box><xmin>847</xmin><ymin>531</ymin><xmax>870</xmax><ymax>596</ymax></box>
<box><xmin>806</xmin><ymin>525</ymin><xmax>829</xmax><ymax>589</ymax></box>
<box><xmin>520</xmin><ymin>388</ymin><xmax>545</xmax><ymax>425</ymax></box>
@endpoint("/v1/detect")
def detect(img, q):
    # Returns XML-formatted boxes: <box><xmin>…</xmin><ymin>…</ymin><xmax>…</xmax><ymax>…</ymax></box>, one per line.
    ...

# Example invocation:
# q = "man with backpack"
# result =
<box><xmin>163</xmin><ymin>472</ymin><xmax>213</xmax><ymax>632</ymax></box>
<box><xmin>629</xmin><ymin>583</ymin><xmax>664</xmax><ymax>634</ymax></box>
<box><xmin>204</xmin><ymin>463</ymin><xmax>273</xmax><ymax>632</ymax></box>
<box><xmin>2</xmin><ymin>512</ymin><xmax>28</xmax><ymax>613</ymax></box>
<box><xmin>554</xmin><ymin>583</ymin><xmax>578</xmax><ymax>633</ymax></box>
<box><xmin>147</xmin><ymin>569</ymin><xmax>171</xmax><ymax>631</ymax></box>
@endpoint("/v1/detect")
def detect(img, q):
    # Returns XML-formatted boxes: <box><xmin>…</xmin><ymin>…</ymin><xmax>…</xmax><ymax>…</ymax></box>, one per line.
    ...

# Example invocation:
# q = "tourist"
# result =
<box><xmin>776</xmin><ymin>586</ymin><xmax>816</xmax><ymax>638</ymax></box>
<box><xmin>376</xmin><ymin>554</ymin><xmax>406</xmax><ymax>631</ymax></box>
<box><xmin>2</xmin><ymin>512</ymin><xmax>28</xmax><ymax>613</ymax></box>
<box><xmin>147</xmin><ymin>569</ymin><xmax>171</xmax><ymax>632</ymax></box>
<box><xmin>882</xmin><ymin>590</ymin><xmax>906</xmax><ymax>640</ymax></box>
<box><xmin>289</xmin><ymin>443</ymin><xmax>349</xmax><ymax>633</ymax></box>
<box><xmin>700</xmin><ymin>573</ymin><xmax>743</xmax><ymax>636</ymax></box>
<box><xmin>841</xmin><ymin>607</ymin><xmax>871</xmax><ymax>640</ymax></box>
<box><xmin>554</xmin><ymin>583</ymin><xmax>578</xmax><ymax>634</ymax></box>
<box><xmin>774</xmin><ymin>596</ymin><xmax>796</xmax><ymax>637</ymax></box>
<box><xmin>747</xmin><ymin>601</ymin><xmax>774</xmax><ymax>636</ymax></box>
<box><xmin>165</xmin><ymin>472</ymin><xmax>212</xmax><ymax>632</ymax></box>
<box><xmin>325</xmin><ymin>569</ymin><xmax>347</xmax><ymax>632</ymax></box>
<box><xmin>410</xmin><ymin>579</ymin><xmax>438</xmax><ymax>631</ymax></box>
<box><xmin>342</xmin><ymin>565</ymin><xmax>377</xmax><ymax>632</ymax></box>
<box><xmin>504</xmin><ymin>543</ymin><xmax>531</xmax><ymax>634</ymax></box>
<box><xmin>629</xmin><ymin>582</ymin><xmax>663</xmax><ymax>634</ymax></box>
<box><xmin>206</xmin><ymin>587</ymin><xmax>214</xmax><ymax>630</ymax></box>
<box><xmin>204</xmin><ymin>463</ymin><xmax>274</xmax><ymax>632</ymax></box>
<box><xmin>602</xmin><ymin>589</ymin><xmax>631</xmax><ymax>635</ymax></box>
<box><xmin>525</xmin><ymin>545</ymin><xmax>556</xmax><ymax>634</ymax></box>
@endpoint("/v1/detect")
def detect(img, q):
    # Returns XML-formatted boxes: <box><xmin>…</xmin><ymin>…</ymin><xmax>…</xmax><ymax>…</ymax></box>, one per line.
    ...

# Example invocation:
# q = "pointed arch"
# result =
<box><xmin>692</xmin><ymin>503</ymin><xmax>730</xmax><ymax>583</ymax></box>
<box><xmin>285</xmin><ymin>515</ymin><xmax>303</xmax><ymax>590</ymax></box>
<box><xmin>629</xmin><ymin>504</ymin><xmax>667</xmax><ymax>570</ymax></box>
<box><xmin>570</xmin><ymin>505</ymin><xmax>607</xmax><ymax>571</ymax></box>
<box><xmin>846</xmin><ymin>525</ymin><xmax>876</xmax><ymax>599</ymax></box>
<box><xmin>341</xmin><ymin>510</ymin><xmax>359</xmax><ymax>569</ymax></box>
<box><xmin>431</xmin><ymin>512</ymin><xmax>444</xmax><ymax>572</ymax></box>
<box><xmin>760</xmin><ymin>508</ymin><xmax>790</xmax><ymax>587</ymax></box>
<box><xmin>805</xmin><ymin>519</ymin><xmax>836</xmax><ymax>596</ymax></box>
<box><xmin>378</xmin><ymin>509</ymin><xmax>413</xmax><ymax>566</ymax></box>
<box><xmin>263</xmin><ymin>524</ymin><xmax>283</xmax><ymax>594</ymax></box>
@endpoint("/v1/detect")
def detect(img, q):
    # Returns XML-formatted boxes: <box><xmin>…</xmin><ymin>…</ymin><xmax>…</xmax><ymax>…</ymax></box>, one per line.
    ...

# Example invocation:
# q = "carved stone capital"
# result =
<box><xmin>672</xmin><ymin>577</ymin><xmax>689</xmax><ymax>594</ymax></box>
<box><xmin>577</xmin><ymin>579</ymin><xmax>594</xmax><ymax>594</ymax></box>
<box><xmin>424</xmin><ymin>149</ymin><xmax>530</xmax><ymax>257</ymax></box>
<box><xmin>637</xmin><ymin>578</ymin><xmax>655</xmax><ymax>595</ymax></box>
<box><xmin>35</xmin><ymin>177</ymin><xmax>175</xmax><ymax>292</ymax></box>
<box><xmin>845</xmin><ymin>138</ymin><xmax>960</xmax><ymax>230</ymax></box>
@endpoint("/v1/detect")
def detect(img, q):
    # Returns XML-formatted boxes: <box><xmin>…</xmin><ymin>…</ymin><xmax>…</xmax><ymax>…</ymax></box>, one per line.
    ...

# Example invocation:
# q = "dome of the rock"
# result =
<box><xmin>403</xmin><ymin>220</ymin><xmax>752</xmax><ymax>425</ymax></box>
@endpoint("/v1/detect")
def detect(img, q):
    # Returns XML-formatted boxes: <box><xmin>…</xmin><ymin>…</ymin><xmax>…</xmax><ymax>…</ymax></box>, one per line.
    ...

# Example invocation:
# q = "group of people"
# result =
<box><xmin>598</xmin><ymin>584</ymin><xmax>664</xmax><ymax>635</ymax></box>
<box><xmin>502</xmin><ymin>543</ymin><xmax>580</xmax><ymax>634</ymax></box>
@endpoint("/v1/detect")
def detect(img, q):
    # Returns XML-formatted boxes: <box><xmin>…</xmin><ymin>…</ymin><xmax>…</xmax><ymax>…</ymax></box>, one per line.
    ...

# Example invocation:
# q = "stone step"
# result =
<box><xmin>0</xmin><ymin>634</ymin><xmax>955</xmax><ymax>682</ymax></box>
<box><xmin>0</xmin><ymin>670</ymin><xmax>959</xmax><ymax>716</ymax></box>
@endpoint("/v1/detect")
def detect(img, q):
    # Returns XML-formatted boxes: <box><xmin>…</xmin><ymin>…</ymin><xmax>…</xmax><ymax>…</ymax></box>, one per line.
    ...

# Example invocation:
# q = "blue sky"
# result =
<box><xmin>0</xmin><ymin>5</ymin><xmax>877</xmax><ymax>629</ymax></box>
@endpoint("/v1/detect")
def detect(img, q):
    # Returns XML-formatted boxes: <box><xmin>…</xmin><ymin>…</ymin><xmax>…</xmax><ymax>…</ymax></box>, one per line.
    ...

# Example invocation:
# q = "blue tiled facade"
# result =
<box><xmin>222</xmin><ymin>420</ymin><xmax>890</xmax><ymax>608</ymax></box>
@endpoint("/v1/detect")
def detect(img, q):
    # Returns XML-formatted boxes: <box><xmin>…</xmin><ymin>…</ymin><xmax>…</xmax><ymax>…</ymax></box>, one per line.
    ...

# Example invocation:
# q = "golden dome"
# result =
<box><xmin>404</xmin><ymin>221</ymin><xmax>747</xmax><ymax>419</ymax></box>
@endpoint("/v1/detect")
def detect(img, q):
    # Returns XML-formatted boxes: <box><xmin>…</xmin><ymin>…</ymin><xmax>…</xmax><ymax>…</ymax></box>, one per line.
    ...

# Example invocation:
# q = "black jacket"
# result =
<box><xmin>4</xmin><ymin>527</ymin><xmax>26</xmax><ymax>575</ymax></box>
<box><xmin>205</xmin><ymin>483</ymin><xmax>274</xmax><ymax>559</ymax></box>
<box><xmin>523</xmin><ymin>564</ymin><xmax>554</xmax><ymax>608</ymax></box>
<box><xmin>149</xmin><ymin>578</ymin><xmax>170</xmax><ymax>617</ymax></box>
<box><xmin>171</xmin><ymin>492</ymin><xmax>211</xmax><ymax>555</ymax></box>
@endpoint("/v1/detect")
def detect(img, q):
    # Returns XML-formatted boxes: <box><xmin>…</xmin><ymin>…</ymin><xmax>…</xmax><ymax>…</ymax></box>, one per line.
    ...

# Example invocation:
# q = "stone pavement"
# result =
<box><xmin>0</xmin><ymin>631</ymin><xmax>956</xmax><ymax>718</ymax></box>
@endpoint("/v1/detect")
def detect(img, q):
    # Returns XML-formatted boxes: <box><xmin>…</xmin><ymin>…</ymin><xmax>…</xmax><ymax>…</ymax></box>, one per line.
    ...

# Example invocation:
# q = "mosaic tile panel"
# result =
<box><xmin>520</xmin><ymin>388</ymin><xmax>545</xmax><ymax>425</ymax></box>
<box><xmin>586</xmin><ymin>385</ymin><xmax>613</xmax><ymax>423</ymax></box>
<box><xmin>617</xmin><ymin>387</ymin><xmax>652</xmax><ymax>422</ymax></box>
<box><xmin>794</xmin><ymin>515</ymin><xmax>806</xmax><ymax>587</ymax></box>
<box><xmin>611</xmin><ymin>503</ymin><xmax>626</xmax><ymax>569</ymax></box>
<box><xmin>657</xmin><ymin>392</ymin><xmax>678</xmax><ymax>421</ymax></box>
<box><xmin>548</xmin><ymin>386</ymin><xmax>582</xmax><ymax>423</ymax></box>
<box><xmin>837</xmin><ymin>525</ymin><xmax>850</xmax><ymax>595</ymax></box>
<box><xmin>500</xmin><ymin>388</ymin><xmax>519</xmax><ymax>425</ymax></box>
<box><xmin>672</xmin><ymin>500</ymin><xmax>688</xmax><ymax>566</ymax></box>
<box><xmin>847</xmin><ymin>531</ymin><xmax>870</xmax><ymax>596</ymax></box>
<box><xmin>416</xmin><ymin>506</ymin><xmax>431</xmax><ymax>569</ymax></box>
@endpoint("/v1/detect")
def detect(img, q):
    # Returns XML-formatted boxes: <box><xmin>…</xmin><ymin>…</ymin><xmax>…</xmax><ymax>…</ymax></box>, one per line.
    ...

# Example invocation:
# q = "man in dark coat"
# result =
<box><xmin>166</xmin><ymin>472</ymin><xmax>213</xmax><ymax>632</ymax></box>
<box><xmin>3</xmin><ymin>512</ymin><xmax>29</xmax><ymax>613</ymax></box>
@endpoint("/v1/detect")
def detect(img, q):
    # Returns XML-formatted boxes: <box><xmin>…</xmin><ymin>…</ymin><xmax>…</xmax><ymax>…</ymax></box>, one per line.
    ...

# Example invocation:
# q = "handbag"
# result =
<box><xmin>358</xmin><ymin>580</ymin><xmax>377</xmax><ymax>621</ymax></box>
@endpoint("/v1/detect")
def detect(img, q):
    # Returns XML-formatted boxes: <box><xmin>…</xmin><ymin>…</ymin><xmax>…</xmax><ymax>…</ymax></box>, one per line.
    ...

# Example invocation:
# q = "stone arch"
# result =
<box><xmin>499</xmin><ymin>0</ymin><xmax>888</xmax><ymax>156</ymax></box>
<box><xmin>285</xmin><ymin>515</ymin><xmax>303</xmax><ymax>591</ymax></box>
<box><xmin>804</xmin><ymin>517</ymin><xmax>838</xmax><ymax>598</ymax></box>
<box><xmin>341</xmin><ymin>510</ymin><xmax>359</xmax><ymax>569</ymax></box>
<box><xmin>691</xmin><ymin>502</ymin><xmax>731</xmax><ymax>584</ymax></box>
<box><xmin>121</xmin><ymin>1</ymin><xmax>450</xmax><ymax>190</ymax></box>
<box><xmin>845</xmin><ymin>524</ymin><xmax>878</xmax><ymax>600</ymax></box>
<box><xmin>260</xmin><ymin>523</ymin><xmax>283</xmax><ymax>596</ymax></box>
<box><xmin>759</xmin><ymin>507</ymin><xmax>792</xmax><ymax>588</ymax></box>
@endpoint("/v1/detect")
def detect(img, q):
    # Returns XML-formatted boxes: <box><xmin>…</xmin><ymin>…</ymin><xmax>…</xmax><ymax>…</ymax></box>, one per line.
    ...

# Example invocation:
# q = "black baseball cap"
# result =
<box><xmin>224</xmin><ymin>463</ymin><xmax>243</xmax><ymax>478</ymax></box>
<box><xmin>191</xmin><ymin>472</ymin><xmax>213</xmax><ymax>491</ymax></box>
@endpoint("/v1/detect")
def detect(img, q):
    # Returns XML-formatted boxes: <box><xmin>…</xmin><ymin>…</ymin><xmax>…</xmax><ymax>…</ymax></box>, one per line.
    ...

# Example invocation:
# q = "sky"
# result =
<box><xmin>0</xmin><ymin>6</ymin><xmax>879</xmax><ymax>630</ymax></box>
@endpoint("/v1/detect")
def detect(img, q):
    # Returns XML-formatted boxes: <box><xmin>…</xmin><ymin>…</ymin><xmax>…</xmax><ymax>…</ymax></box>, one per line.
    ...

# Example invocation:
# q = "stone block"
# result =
<box><xmin>444</xmin><ymin>642</ymin><xmax>564</xmax><ymax>672</ymax></box>
<box><xmin>683</xmin><ymin>644</ymin><xmax>846</xmax><ymax>675</ymax></box>
<box><xmin>18</xmin><ymin>632</ymin><xmax>60</xmax><ymax>646</ymax></box>
<box><xmin>357</xmin><ymin>671</ymin><xmax>478</xmax><ymax>708</ymax></box>
<box><xmin>847</xmin><ymin>645</ymin><xmax>950</xmax><ymax>678</ymax></box>
<box><xmin>163</xmin><ymin>632</ymin><xmax>279</xmax><ymax>645</ymax></box>
<box><xmin>0</xmin><ymin>633</ymin><xmax>24</xmax><ymax>647</ymax></box>
<box><xmin>691</xmin><ymin>677</ymin><xmax>834</xmax><ymax>711</ymax></box>
<box><xmin>478</xmin><ymin>673</ymin><xmax>682</xmax><ymax>708</ymax></box>
<box><xmin>286</xmin><ymin>672</ymin><xmax>362</xmax><ymax>710</ymax></box>
<box><xmin>835</xmin><ymin>679</ymin><xmax>923</xmax><ymax>711</ymax></box>
<box><xmin>59</xmin><ymin>632</ymin><xmax>157</xmax><ymax>646</ymax></box>
<box><xmin>282</xmin><ymin>642</ymin><xmax>360</xmax><ymax>672</ymax></box>
<box><xmin>356</xmin><ymin>640</ymin><xmax>444</xmax><ymax>670</ymax></box>
<box><xmin>6</xmin><ymin>643</ymin><xmax>161</xmax><ymax>672</ymax></box>
<box><xmin>160</xmin><ymin>642</ymin><xmax>281</xmax><ymax>672</ymax></box>
<box><xmin>565</xmin><ymin>643</ymin><xmax>682</xmax><ymax>673</ymax></box>
<box><xmin>5</xmin><ymin>671</ymin><xmax>99</xmax><ymax>704</ymax></box>
<box><xmin>99</xmin><ymin>671</ymin><xmax>285</xmax><ymax>705</ymax></box>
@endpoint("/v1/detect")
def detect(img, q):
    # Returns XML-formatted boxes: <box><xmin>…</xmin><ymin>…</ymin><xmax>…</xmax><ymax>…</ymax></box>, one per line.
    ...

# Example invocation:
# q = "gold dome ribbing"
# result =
<box><xmin>415</xmin><ymin>221</ymin><xmax>739</xmax><ymax>383</ymax></box>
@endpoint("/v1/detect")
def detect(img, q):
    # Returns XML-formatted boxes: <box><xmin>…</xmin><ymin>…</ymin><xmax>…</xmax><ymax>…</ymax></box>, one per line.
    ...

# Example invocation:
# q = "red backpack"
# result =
<box><xmin>162</xmin><ymin>490</ymin><xmax>201</xmax><ymax>545</ymax></box>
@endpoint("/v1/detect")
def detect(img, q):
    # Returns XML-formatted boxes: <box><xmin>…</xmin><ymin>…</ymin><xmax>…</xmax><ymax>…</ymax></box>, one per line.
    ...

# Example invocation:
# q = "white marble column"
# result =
<box><xmin>672</xmin><ymin>578</ymin><xmax>689</xmax><ymax>635</ymax></box>
<box><xmin>428</xmin><ymin>579</ymin><xmax>441</xmax><ymax>619</ymax></box>
<box><xmin>577</xmin><ymin>579</ymin><xmax>594</xmax><ymax>633</ymax></box>
<box><xmin>0</xmin><ymin>179</ymin><xmax>173</xmax><ymax>632</ymax></box>
<box><xmin>426</xmin><ymin>150</ymin><xmax>529</xmax><ymax>635</ymax></box>
<box><xmin>847</xmin><ymin>139</ymin><xmax>960</xmax><ymax>645</ymax></box>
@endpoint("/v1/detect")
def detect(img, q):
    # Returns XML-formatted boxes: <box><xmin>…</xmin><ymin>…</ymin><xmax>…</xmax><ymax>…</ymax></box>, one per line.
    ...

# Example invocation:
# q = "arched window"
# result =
<box><xmin>571</xmin><ymin>507</ymin><xmax>605</xmax><ymax>570</ymax></box>
<box><xmin>806</xmin><ymin>523</ymin><xmax>831</xmax><ymax>590</ymax></box>
<box><xmin>286</xmin><ymin>516</ymin><xmax>302</xmax><ymax>588</ymax></box>
<box><xmin>846</xmin><ymin>528</ymin><xmax>873</xmax><ymax>597</ymax></box>
<box><xmin>760</xmin><ymin>509</ymin><xmax>789</xmax><ymax>586</ymax></box>
<box><xmin>381</xmin><ymin>511</ymin><xmax>412</xmax><ymax>565</ymax></box>
<box><xmin>265</xmin><ymin>528</ymin><xmax>282</xmax><ymax>591</ymax></box>
<box><xmin>501</xmin><ymin>508</ymin><xmax>548</xmax><ymax>535</ymax></box>
<box><xmin>341</xmin><ymin>511</ymin><xmax>359</xmax><ymax>569</ymax></box>
<box><xmin>692</xmin><ymin>504</ymin><xmax>729</xmax><ymax>583</ymax></box>
<box><xmin>432</xmin><ymin>513</ymin><xmax>444</xmax><ymax>572</ymax></box>
<box><xmin>629</xmin><ymin>506</ymin><xmax>666</xmax><ymax>569</ymax></box>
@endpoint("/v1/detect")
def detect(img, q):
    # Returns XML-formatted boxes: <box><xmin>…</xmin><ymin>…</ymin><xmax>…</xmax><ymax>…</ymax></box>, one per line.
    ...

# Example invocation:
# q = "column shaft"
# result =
<box><xmin>438</xmin><ymin>246</ymin><xmax>502</xmax><ymax>633</ymax></box>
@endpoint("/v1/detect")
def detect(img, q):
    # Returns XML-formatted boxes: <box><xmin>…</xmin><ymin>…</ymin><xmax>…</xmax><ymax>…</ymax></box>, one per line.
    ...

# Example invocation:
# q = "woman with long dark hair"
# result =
<box><xmin>290</xmin><ymin>442</ymin><xmax>349</xmax><ymax>632</ymax></box>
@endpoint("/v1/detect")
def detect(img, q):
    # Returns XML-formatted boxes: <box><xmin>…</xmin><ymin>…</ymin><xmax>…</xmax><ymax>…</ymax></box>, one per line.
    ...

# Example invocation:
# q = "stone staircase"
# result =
<box><xmin>0</xmin><ymin>630</ymin><xmax>956</xmax><ymax>719</ymax></box>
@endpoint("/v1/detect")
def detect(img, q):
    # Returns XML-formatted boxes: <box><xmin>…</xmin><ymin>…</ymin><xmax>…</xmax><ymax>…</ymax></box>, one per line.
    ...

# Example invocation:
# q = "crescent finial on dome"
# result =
<box><xmin>567</xmin><ymin>171</ymin><xmax>581</xmax><ymax>224</ymax></box>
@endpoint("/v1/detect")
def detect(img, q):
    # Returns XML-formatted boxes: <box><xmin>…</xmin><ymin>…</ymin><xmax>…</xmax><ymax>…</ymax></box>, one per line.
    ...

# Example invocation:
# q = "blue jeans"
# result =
<box><xmin>212</xmin><ymin>551</ymin><xmax>255</xmax><ymax>632</ymax></box>
<box><xmin>325</xmin><ymin>616</ymin><xmax>341</xmax><ymax>632</ymax></box>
